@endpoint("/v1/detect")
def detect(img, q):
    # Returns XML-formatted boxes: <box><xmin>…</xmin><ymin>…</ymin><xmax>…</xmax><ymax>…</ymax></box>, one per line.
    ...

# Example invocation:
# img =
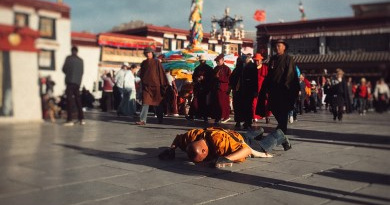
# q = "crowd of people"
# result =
<box><xmin>293</xmin><ymin>70</ymin><xmax>390</xmax><ymax>121</ymax></box>
<box><xmin>41</xmin><ymin>44</ymin><xmax>390</xmax><ymax>130</ymax></box>
<box><xmin>39</xmin><ymin>43</ymin><xmax>389</xmax><ymax>168</ymax></box>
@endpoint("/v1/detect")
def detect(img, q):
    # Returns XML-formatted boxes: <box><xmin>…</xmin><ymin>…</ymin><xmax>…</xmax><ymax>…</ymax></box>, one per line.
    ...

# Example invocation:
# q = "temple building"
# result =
<box><xmin>0</xmin><ymin>0</ymin><xmax>70</xmax><ymax>121</ymax></box>
<box><xmin>112</xmin><ymin>24</ymin><xmax>254</xmax><ymax>56</ymax></box>
<box><xmin>256</xmin><ymin>2</ymin><xmax>390</xmax><ymax>82</ymax></box>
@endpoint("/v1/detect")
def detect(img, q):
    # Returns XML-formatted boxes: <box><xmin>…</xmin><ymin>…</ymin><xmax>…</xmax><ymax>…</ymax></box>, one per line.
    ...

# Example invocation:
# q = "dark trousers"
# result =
<box><xmin>332</xmin><ymin>105</ymin><xmax>343</xmax><ymax>120</ymax></box>
<box><xmin>242</xmin><ymin>95</ymin><xmax>255</xmax><ymax>126</ymax></box>
<box><xmin>272</xmin><ymin>108</ymin><xmax>289</xmax><ymax>134</ymax></box>
<box><xmin>66</xmin><ymin>83</ymin><xmax>83</xmax><ymax>122</ymax></box>
<box><xmin>297</xmin><ymin>96</ymin><xmax>305</xmax><ymax>114</ymax></box>
<box><xmin>101</xmin><ymin>91</ymin><xmax>113</xmax><ymax>112</ymax></box>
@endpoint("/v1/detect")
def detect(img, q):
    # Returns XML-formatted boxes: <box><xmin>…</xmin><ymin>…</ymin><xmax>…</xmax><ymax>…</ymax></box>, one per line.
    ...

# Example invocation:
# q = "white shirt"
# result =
<box><xmin>123</xmin><ymin>70</ymin><xmax>136</xmax><ymax>90</ymax></box>
<box><xmin>374</xmin><ymin>83</ymin><xmax>390</xmax><ymax>99</ymax></box>
<box><xmin>115</xmin><ymin>69</ymin><xmax>126</xmax><ymax>88</ymax></box>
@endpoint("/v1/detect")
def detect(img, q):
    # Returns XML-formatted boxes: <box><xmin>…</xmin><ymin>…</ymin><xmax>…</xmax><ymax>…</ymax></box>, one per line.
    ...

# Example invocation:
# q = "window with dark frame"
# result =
<box><xmin>208</xmin><ymin>44</ymin><xmax>216</xmax><ymax>51</ymax></box>
<box><xmin>14</xmin><ymin>13</ymin><xmax>29</xmax><ymax>27</ymax></box>
<box><xmin>176</xmin><ymin>39</ymin><xmax>184</xmax><ymax>50</ymax></box>
<box><xmin>163</xmin><ymin>38</ymin><xmax>172</xmax><ymax>50</ymax></box>
<box><xmin>39</xmin><ymin>17</ymin><xmax>56</xmax><ymax>39</ymax></box>
<box><xmin>38</xmin><ymin>50</ymin><xmax>55</xmax><ymax>70</ymax></box>
<box><xmin>0</xmin><ymin>51</ymin><xmax>14</xmax><ymax>116</ymax></box>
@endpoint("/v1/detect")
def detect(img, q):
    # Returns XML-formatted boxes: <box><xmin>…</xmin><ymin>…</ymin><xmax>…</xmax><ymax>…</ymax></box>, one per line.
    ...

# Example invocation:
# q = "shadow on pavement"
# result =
<box><xmin>85</xmin><ymin>111</ymin><xmax>273</xmax><ymax>132</ymax></box>
<box><xmin>56</xmin><ymin>143</ymin><xmax>390</xmax><ymax>205</ymax></box>
<box><xmin>317</xmin><ymin>168</ymin><xmax>390</xmax><ymax>186</ymax></box>
<box><xmin>288</xmin><ymin>128</ymin><xmax>390</xmax><ymax>150</ymax></box>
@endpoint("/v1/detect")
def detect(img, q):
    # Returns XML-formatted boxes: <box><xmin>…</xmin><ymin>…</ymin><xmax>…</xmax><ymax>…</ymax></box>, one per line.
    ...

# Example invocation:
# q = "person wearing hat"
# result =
<box><xmin>210</xmin><ymin>53</ymin><xmax>232</xmax><ymax>124</ymax></box>
<box><xmin>115</xmin><ymin>62</ymin><xmax>129</xmax><ymax>115</ymax></box>
<box><xmin>252</xmin><ymin>53</ymin><xmax>271</xmax><ymax>124</ymax></box>
<box><xmin>187</xmin><ymin>54</ymin><xmax>213</xmax><ymax>122</ymax></box>
<box><xmin>259</xmin><ymin>39</ymin><xmax>299</xmax><ymax>135</ymax></box>
<box><xmin>136</xmin><ymin>46</ymin><xmax>168</xmax><ymax>125</ymax></box>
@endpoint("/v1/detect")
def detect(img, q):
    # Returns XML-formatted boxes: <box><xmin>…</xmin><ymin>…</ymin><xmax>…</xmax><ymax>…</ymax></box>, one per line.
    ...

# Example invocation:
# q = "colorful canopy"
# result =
<box><xmin>161</xmin><ymin>47</ymin><xmax>238</xmax><ymax>82</ymax></box>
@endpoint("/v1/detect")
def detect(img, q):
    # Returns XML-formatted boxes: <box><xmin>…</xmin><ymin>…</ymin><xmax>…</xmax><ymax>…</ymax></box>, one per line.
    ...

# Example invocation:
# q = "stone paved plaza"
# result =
<box><xmin>0</xmin><ymin>110</ymin><xmax>389</xmax><ymax>205</ymax></box>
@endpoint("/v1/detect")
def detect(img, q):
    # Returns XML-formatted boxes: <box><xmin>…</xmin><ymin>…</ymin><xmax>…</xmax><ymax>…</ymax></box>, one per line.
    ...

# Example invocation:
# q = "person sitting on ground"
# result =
<box><xmin>158</xmin><ymin>127</ymin><xmax>291</xmax><ymax>168</ymax></box>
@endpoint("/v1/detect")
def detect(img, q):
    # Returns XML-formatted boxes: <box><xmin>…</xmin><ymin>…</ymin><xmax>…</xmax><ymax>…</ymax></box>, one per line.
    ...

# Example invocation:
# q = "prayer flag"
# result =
<box><xmin>299</xmin><ymin>1</ymin><xmax>306</xmax><ymax>21</ymax></box>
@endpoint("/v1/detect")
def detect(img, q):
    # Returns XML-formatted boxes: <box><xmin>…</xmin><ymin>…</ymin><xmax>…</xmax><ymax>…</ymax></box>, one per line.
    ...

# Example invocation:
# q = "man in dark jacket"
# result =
<box><xmin>187</xmin><ymin>54</ymin><xmax>213</xmax><ymax>122</ymax></box>
<box><xmin>62</xmin><ymin>46</ymin><xmax>85</xmax><ymax>126</ymax></box>
<box><xmin>259</xmin><ymin>39</ymin><xmax>299</xmax><ymax>135</ymax></box>
<box><xmin>230</xmin><ymin>54</ymin><xmax>258</xmax><ymax>129</ymax></box>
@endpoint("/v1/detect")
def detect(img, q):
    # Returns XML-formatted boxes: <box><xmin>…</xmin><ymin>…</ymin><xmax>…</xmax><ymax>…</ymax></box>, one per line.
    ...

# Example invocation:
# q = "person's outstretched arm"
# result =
<box><xmin>224</xmin><ymin>146</ymin><xmax>252</xmax><ymax>162</ymax></box>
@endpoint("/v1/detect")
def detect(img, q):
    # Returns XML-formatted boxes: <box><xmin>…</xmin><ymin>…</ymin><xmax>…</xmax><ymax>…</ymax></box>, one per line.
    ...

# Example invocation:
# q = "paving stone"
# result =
<box><xmin>0</xmin><ymin>181</ymin><xmax>130</xmax><ymax>205</ymax></box>
<box><xmin>0</xmin><ymin>179</ymin><xmax>38</xmax><ymax>198</ymax></box>
<box><xmin>207</xmin><ymin>184</ymin><xmax>331</xmax><ymax>205</ymax></box>
<box><xmin>325</xmin><ymin>184</ymin><xmax>390</xmax><ymax>205</ymax></box>
<box><xmin>82</xmin><ymin>182</ymin><xmax>236</xmax><ymax>205</ymax></box>
<box><xmin>7</xmin><ymin>165</ymin><xmax>131</xmax><ymax>189</ymax></box>
<box><xmin>255</xmin><ymin>159</ymin><xmax>337</xmax><ymax>176</ymax></box>
<box><xmin>101</xmin><ymin>167</ymin><xmax>205</xmax><ymax>191</ymax></box>
<box><xmin>0</xmin><ymin>110</ymin><xmax>389</xmax><ymax>204</ymax></box>
<box><xmin>187</xmin><ymin>166</ymin><xmax>298</xmax><ymax>193</ymax></box>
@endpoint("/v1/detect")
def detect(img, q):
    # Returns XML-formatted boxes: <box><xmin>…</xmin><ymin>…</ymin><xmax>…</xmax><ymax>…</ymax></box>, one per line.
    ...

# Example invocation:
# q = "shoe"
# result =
<box><xmin>253</xmin><ymin>118</ymin><xmax>259</xmax><ymax>123</ymax></box>
<box><xmin>173</xmin><ymin>114</ymin><xmax>179</xmax><ymax>117</ymax></box>
<box><xmin>135</xmin><ymin>121</ymin><xmax>146</xmax><ymax>125</ymax></box>
<box><xmin>221</xmin><ymin>117</ymin><xmax>231</xmax><ymax>123</ymax></box>
<box><xmin>63</xmin><ymin>121</ymin><xmax>74</xmax><ymax>126</ymax></box>
<box><xmin>215</xmin><ymin>156</ymin><xmax>233</xmax><ymax>168</ymax></box>
<box><xmin>282</xmin><ymin>135</ymin><xmax>292</xmax><ymax>151</ymax></box>
<box><xmin>289</xmin><ymin>116</ymin><xmax>294</xmax><ymax>124</ymax></box>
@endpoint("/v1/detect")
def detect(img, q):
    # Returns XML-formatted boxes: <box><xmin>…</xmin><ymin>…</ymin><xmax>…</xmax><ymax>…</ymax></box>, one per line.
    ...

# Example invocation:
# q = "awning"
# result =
<box><xmin>98</xmin><ymin>33</ymin><xmax>162</xmax><ymax>49</ymax></box>
<box><xmin>293</xmin><ymin>52</ymin><xmax>390</xmax><ymax>64</ymax></box>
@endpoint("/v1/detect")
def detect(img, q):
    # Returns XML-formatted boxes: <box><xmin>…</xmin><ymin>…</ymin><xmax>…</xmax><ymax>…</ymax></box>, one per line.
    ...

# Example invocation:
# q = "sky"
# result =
<box><xmin>49</xmin><ymin>0</ymin><xmax>388</xmax><ymax>34</ymax></box>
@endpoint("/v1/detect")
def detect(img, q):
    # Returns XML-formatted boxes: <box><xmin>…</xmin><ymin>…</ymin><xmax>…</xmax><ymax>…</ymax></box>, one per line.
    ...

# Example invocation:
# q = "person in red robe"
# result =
<box><xmin>252</xmin><ymin>53</ymin><xmax>271</xmax><ymax>124</ymax></box>
<box><xmin>210</xmin><ymin>54</ymin><xmax>232</xmax><ymax>124</ymax></box>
